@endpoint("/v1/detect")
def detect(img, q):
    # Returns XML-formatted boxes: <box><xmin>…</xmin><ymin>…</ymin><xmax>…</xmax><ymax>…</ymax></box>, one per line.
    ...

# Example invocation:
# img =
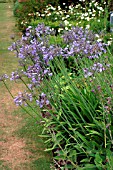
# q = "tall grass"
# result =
<box><xmin>40</xmin><ymin>55</ymin><xmax>113</xmax><ymax>169</ymax></box>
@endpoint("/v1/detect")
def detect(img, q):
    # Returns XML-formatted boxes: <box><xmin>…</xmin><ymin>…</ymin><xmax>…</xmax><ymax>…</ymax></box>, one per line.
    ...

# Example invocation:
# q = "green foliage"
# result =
<box><xmin>29</xmin><ymin>1</ymin><xmax>109</xmax><ymax>35</ymax></box>
<box><xmin>13</xmin><ymin>1</ymin><xmax>22</xmax><ymax>17</ymax></box>
<box><xmin>9</xmin><ymin>0</ymin><xmax>113</xmax><ymax>169</ymax></box>
<box><xmin>39</xmin><ymin>57</ymin><xmax>113</xmax><ymax>169</ymax></box>
<box><xmin>14</xmin><ymin>108</ymin><xmax>52</xmax><ymax>169</ymax></box>
<box><xmin>13</xmin><ymin>0</ymin><xmax>59</xmax><ymax>32</ymax></box>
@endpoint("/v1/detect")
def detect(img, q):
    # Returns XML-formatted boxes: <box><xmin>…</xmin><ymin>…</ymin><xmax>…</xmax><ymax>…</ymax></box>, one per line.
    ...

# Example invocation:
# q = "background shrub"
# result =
<box><xmin>13</xmin><ymin>0</ymin><xmax>109</xmax><ymax>33</ymax></box>
<box><xmin>13</xmin><ymin>0</ymin><xmax>59</xmax><ymax>32</ymax></box>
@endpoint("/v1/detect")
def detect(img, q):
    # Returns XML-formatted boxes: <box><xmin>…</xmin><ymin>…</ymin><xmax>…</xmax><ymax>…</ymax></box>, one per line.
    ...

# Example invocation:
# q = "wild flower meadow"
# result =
<box><xmin>1</xmin><ymin>0</ymin><xmax>113</xmax><ymax>169</ymax></box>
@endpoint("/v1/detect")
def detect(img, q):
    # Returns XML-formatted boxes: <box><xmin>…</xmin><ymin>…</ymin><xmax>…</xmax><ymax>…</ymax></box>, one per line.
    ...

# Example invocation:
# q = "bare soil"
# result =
<box><xmin>0</xmin><ymin>4</ymin><xmax>51</xmax><ymax>170</ymax></box>
<box><xmin>0</xmin><ymin>4</ymin><xmax>34</xmax><ymax>170</ymax></box>
<box><xmin>0</xmin><ymin>83</ymin><xmax>32</xmax><ymax>169</ymax></box>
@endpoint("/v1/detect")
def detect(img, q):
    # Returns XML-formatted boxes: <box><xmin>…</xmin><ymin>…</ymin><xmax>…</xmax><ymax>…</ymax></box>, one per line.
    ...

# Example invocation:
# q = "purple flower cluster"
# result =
<box><xmin>83</xmin><ymin>62</ymin><xmax>110</xmax><ymax>78</ymax></box>
<box><xmin>62</xmin><ymin>27</ymin><xmax>107</xmax><ymax>59</ymax></box>
<box><xmin>6</xmin><ymin>25</ymin><xmax>56</xmax><ymax>108</ymax></box>
<box><xmin>36</xmin><ymin>92</ymin><xmax>50</xmax><ymax>108</ymax></box>
<box><xmin>8</xmin><ymin>42</ymin><xmax>17</xmax><ymax>51</ymax></box>
<box><xmin>0</xmin><ymin>74</ymin><xmax>9</xmax><ymax>81</ymax></box>
<box><xmin>35</xmin><ymin>23</ymin><xmax>53</xmax><ymax>36</ymax></box>
<box><xmin>14</xmin><ymin>91</ymin><xmax>32</xmax><ymax>106</ymax></box>
<box><xmin>10</xmin><ymin>71</ymin><xmax>21</xmax><ymax>81</ymax></box>
<box><xmin>8</xmin><ymin>24</ymin><xmax>63</xmax><ymax>88</ymax></box>
<box><xmin>8</xmin><ymin>24</ymin><xmax>108</xmax><ymax>107</ymax></box>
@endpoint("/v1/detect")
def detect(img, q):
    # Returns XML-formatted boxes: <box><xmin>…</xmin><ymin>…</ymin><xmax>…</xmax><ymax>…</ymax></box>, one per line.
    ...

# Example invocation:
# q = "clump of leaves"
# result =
<box><xmin>39</xmin><ymin>58</ymin><xmax>113</xmax><ymax>169</ymax></box>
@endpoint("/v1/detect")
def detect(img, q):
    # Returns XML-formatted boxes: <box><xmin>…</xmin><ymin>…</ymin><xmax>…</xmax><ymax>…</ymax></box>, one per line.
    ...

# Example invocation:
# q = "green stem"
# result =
<box><xmin>3</xmin><ymin>80</ymin><xmax>14</xmax><ymax>98</ymax></box>
<box><xmin>20</xmin><ymin>78</ymin><xmax>38</xmax><ymax>100</ymax></box>
<box><xmin>20</xmin><ymin>78</ymin><xmax>32</xmax><ymax>92</ymax></box>
<box><xmin>26</xmin><ymin>101</ymin><xmax>41</xmax><ymax>118</ymax></box>
<box><xmin>3</xmin><ymin>80</ymin><xmax>38</xmax><ymax>121</ymax></box>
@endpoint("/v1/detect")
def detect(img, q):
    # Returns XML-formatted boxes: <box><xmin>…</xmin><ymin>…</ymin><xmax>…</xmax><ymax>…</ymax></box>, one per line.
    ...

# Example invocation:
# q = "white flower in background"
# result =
<box><xmin>76</xmin><ymin>12</ymin><xmax>80</xmax><ymax>15</ymax></box>
<box><xmin>63</xmin><ymin>3</ymin><xmax>66</xmax><ymax>5</ymax></box>
<box><xmin>66</xmin><ymin>15</ymin><xmax>70</xmax><ymax>18</ymax></box>
<box><xmin>59</xmin><ymin>11</ymin><xmax>63</xmax><ymax>15</ymax></box>
<box><xmin>64</xmin><ymin>20</ymin><xmax>69</xmax><ymax>25</ymax></box>
<box><xmin>48</xmin><ymin>5</ymin><xmax>55</xmax><ymax>10</ymax></box>
<box><xmin>94</xmin><ymin>2</ymin><xmax>98</xmax><ymax>7</ymax></box>
<box><xmin>86</xmin><ymin>17</ymin><xmax>90</xmax><ymax>21</ymax></box>
<box><xmin>108</xmin><ymin>41</ymin><xmax>112</xmax><ymax>46</ymax></box>
<box><xmin>69</xmin><ymin>10</ymin><xmax>73</xmax><ymax>14</ymax></box>
<box><xmin>97</xmin><ymin>19</ymin><xmax>100</xmax><ymax>22</ymax></box>
<box><xmin>51</xmin><ymin>6</ymin><xmax>56</xmax><ymax>10</ymax></box>
<box><xmin>69</xmin><ymin>5</ymin><xmax>72</xmax><ymax>10</ymax></box>
<box><xmin>65</xmin><ymin>27</ymin><xmax>68</xmax><ymax>30</ymax></box>
<box><xmin>62</xmin><ymin>17</ymin><xmax>65</xmax><ymax>20</ymax></box>
<box><xmin>44</xmin><ymin>10</ymin><xmax>48</xmax><ymax>14</ymax></box>
<box><xmin>93</xmin><ymin>9</ymin><xmax>96</xmax><ymax>13</ymax></box>
<box><xmin>95</xmin><ymin>34</ymin><xmax>100</xmax><ymax>38</ymax></box>
<box><xmin>92</xmin><ymin>13</ymin><xmax>95</xmax><ymax>17</ymax></box>
<box><xmin>56</xmin><ymin>12</ymin><xmax>60</xmax><ymax>15</ymax></box>
<box><xmin>58</xmin><ymin>6</ymin><xmax>61</xmax><ymax>10</ymax></box>
<box><xmin>28</xmin><ymin>13</ymin><xmax>32</xmax><ymax>16</ymax></box>
<box><xmin>97</xmin><ymin>6</ymin><xmax>104</xmax><ymax>11</ymax></box>
<box><xmin>47</xmin><ymin>13</ymin><xmax>51</xmax><ymax>16</ymax></box>
<box><xmin>97</xmin><ymin>38</ymin><xmax>102</xmax><ymax>42</ymax></box>
<box><xmin>75</xmin><ymin>4</ymin><xmax>80</xmax><ymax>9</ymax></box>
<box><xmin>36</xmin><ymin>12</ymin><xmax>40</xmax><ymax>16</ymax></box>
<box><xmin>41</xmin><ymin>14</ymin><xmax>45</xmax><ymax>17</ymax></box>
<box><xmin>81</xmin><ymin>16</ymin><xmax>84</xmax><ymax>20</ymax></box>
<box><xmin>89</xmin><ymin>12</ymin><xmax>92</xmax><ymax>15</ymax></box>
<box><xmin>100</xmin><ymin>7</ymin><xmax>104</xmax><ymax>11</ymax></box>
<box><xmin>84</xmin><ymin>13</ymin><xmax>88</xmax><ymax>17</ymax></box>
<box><xmin>89</xmin><ymin>3</ymin><xmax>92</xmax><ymax>7</ymax></box>
<box><xmin>58</xmin><ymin>28</ymin><xmax>63</xmax><ymax>33</ymax></box>
<box><xmin>86</xmin><ymin>25</ymin><xmax>90</xmax><ymax>29</ymax></box>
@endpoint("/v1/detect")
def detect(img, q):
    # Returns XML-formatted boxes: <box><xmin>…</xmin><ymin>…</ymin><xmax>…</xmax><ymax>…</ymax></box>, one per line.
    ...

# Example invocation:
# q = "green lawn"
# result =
<box><xmin>0</xmin><ymin>3</ymin><xmax>52</xmax><ymax>170</ymax></box>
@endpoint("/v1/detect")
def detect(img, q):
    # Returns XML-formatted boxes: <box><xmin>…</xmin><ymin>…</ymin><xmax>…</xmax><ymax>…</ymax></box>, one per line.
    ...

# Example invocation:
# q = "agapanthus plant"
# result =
<box><xmin>6</xmin><ymin>23</ymin><xmax>113</xmax><ymax>169</ymax></box>
<box><xmin>8</xmin><ymin>24</ymin><xmax>107</xmax><ymax>87</ymax></box>
<box><xmin>7</xmin><ymin>24</ymin><xmax>109</xmax><ymax>117</ymax></box>
<box><xmin>83</xmin><ymin>62</ymin><xmax>110</xmax><ymax>78</ymax></box>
